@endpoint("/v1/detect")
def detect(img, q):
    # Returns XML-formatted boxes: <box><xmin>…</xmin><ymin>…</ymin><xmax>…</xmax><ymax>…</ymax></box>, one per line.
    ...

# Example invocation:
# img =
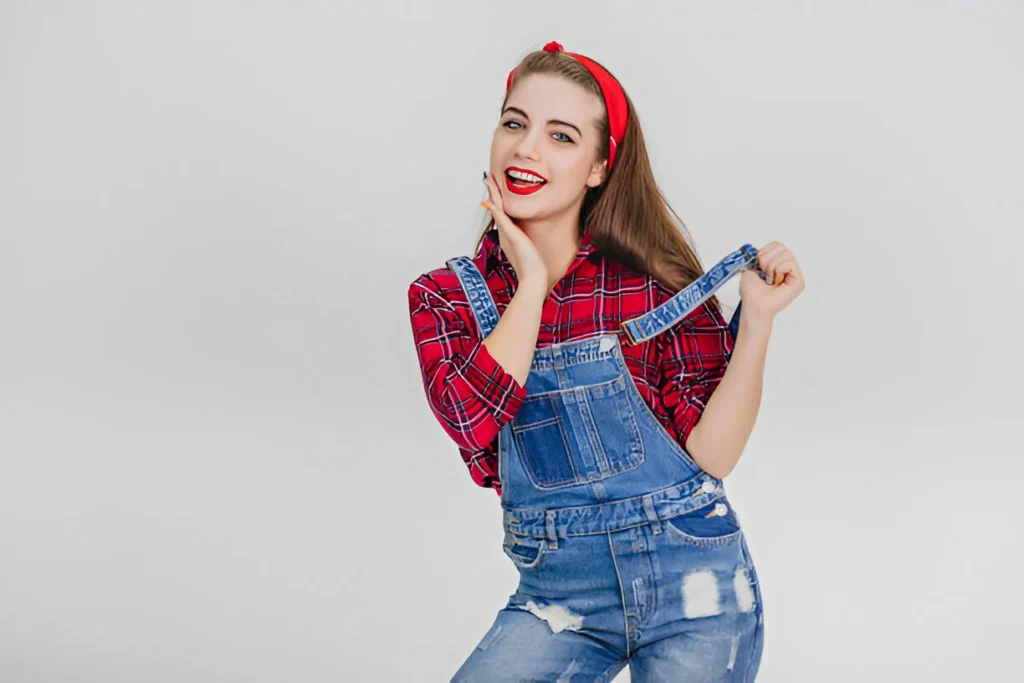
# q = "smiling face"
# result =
<box><xmin>489</xmin><ymin>73</ymin><xmax>608</xmax><ymax>223</ymax></box>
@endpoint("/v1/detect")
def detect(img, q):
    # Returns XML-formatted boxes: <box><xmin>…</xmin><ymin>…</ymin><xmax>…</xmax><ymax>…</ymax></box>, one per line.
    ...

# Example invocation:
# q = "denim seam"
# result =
<box><xmin>501</xmin><ymin>535</ymin><xmax>545</xmax><ymax>570</ymax></box>
<box><xmin>598</xmin><ymin>658</ymin><xmax>628</xmax><ymax>683</ymax></box>
<box><xmin>661</xmin><ymin>521</ymin><xmax>743</xmax><ymax>547</ymax></box>
<box><xmin>741</xmin><ymin>607</ymin><xmax>765</xmax><ymax>682</ymax></box>
<box><xmin>514</xmin><ymin>373</ymin><xmax>623</xmax><ymax>399</ymax></box>
<box><xmin>606</xmin><ymin>531</ymin><xmax>632</xmax><ymax>659</ymax></box>
<box><xmin>505</xmin><ymin>489</ymin><xmax>728</xmax><ymax>539</ymax></box>
<box><xmin>513</xmin><ymin>376</ymin><xmax>646</xmax><ymax>491</ymax></box>
<box><xmin>512</xmin><ymin>413</ymin><xmax>578</xmax><ymax>490</ymax></box>
<box><xmin>510</xmin><ymin>416</ymin><xmax>560</xmax><ymax>432</ymax></box>
<box><xmin>612</xmin><ymin>336</ymin><xmax>705</xmax><ymax>473</ymax></box>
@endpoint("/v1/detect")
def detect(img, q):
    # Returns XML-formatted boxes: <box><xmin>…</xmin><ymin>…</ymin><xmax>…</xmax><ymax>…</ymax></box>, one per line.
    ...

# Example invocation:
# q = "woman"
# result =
<box><xmin>407</xmin><ymin>41</ymin><xmax>804</xmax><ymax>682</ymax></box>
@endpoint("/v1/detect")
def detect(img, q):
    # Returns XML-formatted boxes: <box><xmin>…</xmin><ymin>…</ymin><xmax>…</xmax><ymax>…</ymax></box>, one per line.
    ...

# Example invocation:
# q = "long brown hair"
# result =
<box><xmin>474</xmin><ymin>47</ymin><xmax>722</xmax><ymax>315</ymax></box>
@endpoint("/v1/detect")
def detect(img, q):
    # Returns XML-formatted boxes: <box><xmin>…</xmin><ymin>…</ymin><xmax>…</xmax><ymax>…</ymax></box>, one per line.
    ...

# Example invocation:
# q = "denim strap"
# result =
<box><xmin>621</xmin><ymin>244</ymin><xmax>765</xmax><ymax>347</ymax></box>
<box><xmin>450</xmin><ymin>245</ymin><xmax>765</xmax><ymax>350</ymax></box>
<box><xmin>446</xmin><ymin>256</ymin><xmax>500</xmax><ymax>339</ymax></box>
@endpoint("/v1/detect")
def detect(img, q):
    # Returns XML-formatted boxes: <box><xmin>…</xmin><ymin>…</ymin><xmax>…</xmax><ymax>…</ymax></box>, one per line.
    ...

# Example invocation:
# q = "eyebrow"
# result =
<box><xmin>502</xmin><ymin>106</ymin><xmax>582</xmax><ymax>137</ymax></box>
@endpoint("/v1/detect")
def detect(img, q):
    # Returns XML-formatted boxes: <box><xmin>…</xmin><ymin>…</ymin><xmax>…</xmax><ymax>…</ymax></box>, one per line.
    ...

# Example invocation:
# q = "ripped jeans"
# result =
<box><xmin>451</xmin><ymin>475</ymin><xmax>765</xmax><ymax>682</ymax></box>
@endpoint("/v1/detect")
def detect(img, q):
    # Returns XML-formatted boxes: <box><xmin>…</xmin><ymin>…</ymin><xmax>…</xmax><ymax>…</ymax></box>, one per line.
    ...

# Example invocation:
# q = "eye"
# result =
<box><xmin>502</xmin><ymin>120</ymin><xmax>523</xmax><ymax>130</ymax></box>
<box><xmin>552</xmin><ymin>132</ymin><xmax>573</xmax><ymax>143</ymax></box>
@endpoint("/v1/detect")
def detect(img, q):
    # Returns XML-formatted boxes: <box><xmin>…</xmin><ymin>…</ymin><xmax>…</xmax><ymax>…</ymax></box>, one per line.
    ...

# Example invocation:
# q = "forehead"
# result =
<box><xmin>505</xmin><ymin>73</ymin><xmax>604</xmax><ymax>131</ymax></box>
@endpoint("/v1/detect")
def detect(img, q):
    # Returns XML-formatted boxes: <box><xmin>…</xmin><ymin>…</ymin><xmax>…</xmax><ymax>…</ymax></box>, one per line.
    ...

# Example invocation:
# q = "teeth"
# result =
<box><xmin>508</xmin><ymin>169</ymin><xmax>544</xmax><ymax>183</ymax></box>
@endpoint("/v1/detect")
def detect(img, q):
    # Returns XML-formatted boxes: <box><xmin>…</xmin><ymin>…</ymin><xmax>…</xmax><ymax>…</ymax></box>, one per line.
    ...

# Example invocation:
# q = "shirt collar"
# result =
<box><xmin>475</xmin><ymin>228</ymin><xmax>598</xmax><ymax>278</ymax></box>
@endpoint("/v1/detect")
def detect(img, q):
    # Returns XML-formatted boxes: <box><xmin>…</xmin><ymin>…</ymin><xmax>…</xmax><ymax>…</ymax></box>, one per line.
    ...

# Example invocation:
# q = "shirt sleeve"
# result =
<box><xmin>657</xmin><ymin>300</ymin><xmax>735</xmax><ymax>450</ymax></box>
<box><xmin>407</xmin><ymin>276</ymin><xmax>528</xmax><ymax>453</ymax></box>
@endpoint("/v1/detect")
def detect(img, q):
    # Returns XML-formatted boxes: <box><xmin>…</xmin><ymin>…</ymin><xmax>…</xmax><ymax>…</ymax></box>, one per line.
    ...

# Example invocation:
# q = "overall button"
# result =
<box><xmin>701</xmin><ymin>480</ymin><xmax>717</xmax><ymax>494</ymax></box>
<box><xmin>714</xmin><ymin>503</ymin><xmax>729</xmax><ymax>516</ymax></box>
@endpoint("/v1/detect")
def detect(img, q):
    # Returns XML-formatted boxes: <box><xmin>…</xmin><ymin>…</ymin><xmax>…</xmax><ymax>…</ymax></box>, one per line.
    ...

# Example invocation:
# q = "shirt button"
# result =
<box><xmin>702</xmin><ymin>480</ymin><xmax>717</xmax><ymax>494</ymax></box>
<box><xmin>715</xmin><ymin>503</ymin><xmax>729</xmax><ymax>516</ymax></box>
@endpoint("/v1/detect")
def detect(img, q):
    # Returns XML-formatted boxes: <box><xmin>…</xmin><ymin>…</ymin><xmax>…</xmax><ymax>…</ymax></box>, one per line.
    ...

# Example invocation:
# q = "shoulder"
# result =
<box><xmin>407</xmin><ymin>264</ymin><xmax>464</xmax><ymax>311</ymax></box>
<box><xmin>408</xmin><ymin>246</ymin><xmax>494</xmax><ymax>315</ymax></box>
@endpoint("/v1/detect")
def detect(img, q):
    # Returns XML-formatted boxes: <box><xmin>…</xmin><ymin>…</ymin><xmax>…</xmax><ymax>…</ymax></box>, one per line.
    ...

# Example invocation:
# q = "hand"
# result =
<box><xmin>738</xmin><ymin>241</ymin><xmax>805</xmax><ymax>322</ymax></box>
<box><xmin>481</xmin><ymin>173</ymin><xmax>548</xmax><ymax>288</ymax></box>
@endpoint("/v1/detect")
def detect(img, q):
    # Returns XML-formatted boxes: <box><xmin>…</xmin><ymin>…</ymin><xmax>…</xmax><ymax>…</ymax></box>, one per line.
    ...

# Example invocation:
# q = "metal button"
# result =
<box><xmin>702</xmin><ymin>480</ymin><xmax>717</xmax><ymax>494</ymax></box>
<box><xmin>715</xmin><ymin>503</ymin><xmax>728</xmax><ymax>516</ymax></box>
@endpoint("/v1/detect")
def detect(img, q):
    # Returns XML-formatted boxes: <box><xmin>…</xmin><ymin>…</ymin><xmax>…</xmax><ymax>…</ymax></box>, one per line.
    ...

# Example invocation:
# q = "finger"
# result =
<box><xmin>757</xmin><ymin>245</ymin><xmax>790</xmax><ymax>285</ymax></box>
<box><xmin>755</xmin><ymin>242</ymin><xmax>781</xmax><ymax>266</ymax></box>
<box><xmin>775</xmin><ymin>262</ymin><xmax>806</xmax><ymax>292</ymax></box>
<box><xmin>756</xmin><ymin>243</ymin><xmax>785</xmax><ymax>263</ymax></box>
<box><xmin>480</xmin><ymin>175</ymin><xmax>502</xmax><ymax>213</ymax></box>
<box><xmin>485</xmin><ymin>174</ymin><xmax>504</xmax><ymax>213</ymax></box>
<box><xmin>482</xmin><ymin>201</ymin><xmax>509</xmax><ymax>234</ymax></box>
<box><xmin>481</xmin><ymin>201</ymin><xmax>520</xmax><ymax>248</ymax></box>
<box><xmin>754</xmin><ymin>246</ymin><xmax>778</xmax><ymax>284</ymax></box>
<box><xmin>772</xmin><ymin>259</ymin><xmax>796</xmax><ymax>285</ymax></box>
<box><xmin>764</xmin><ymin>253</ymin><xmax>784</xmax><ymax>285</ymax></box>
<box><xmin>773</xmin><ymin>251</ymin><xmax>800</xmax><ymax>285</ymax></box>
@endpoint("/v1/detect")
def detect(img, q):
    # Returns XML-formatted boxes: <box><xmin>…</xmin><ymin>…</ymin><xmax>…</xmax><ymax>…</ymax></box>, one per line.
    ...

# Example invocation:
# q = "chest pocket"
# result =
<box><xmin>510</xmin><ymin>374</ymin><xmax>645</xmax><ymax>489</ymax></box>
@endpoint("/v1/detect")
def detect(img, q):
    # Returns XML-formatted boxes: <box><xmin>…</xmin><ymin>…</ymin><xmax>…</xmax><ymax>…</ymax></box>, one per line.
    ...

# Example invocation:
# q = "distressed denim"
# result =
<box><xmin>446</xmin><ymin>245</ymin><xmax>766</xmax><ymax>682</ymax></box>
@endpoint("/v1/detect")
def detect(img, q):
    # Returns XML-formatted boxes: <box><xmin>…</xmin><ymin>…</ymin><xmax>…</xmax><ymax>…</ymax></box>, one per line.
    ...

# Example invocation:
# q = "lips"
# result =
<box><xmin>504</xmin><ymin>166</ymin><xmax>547</xmax><ymax>196</ymax></box>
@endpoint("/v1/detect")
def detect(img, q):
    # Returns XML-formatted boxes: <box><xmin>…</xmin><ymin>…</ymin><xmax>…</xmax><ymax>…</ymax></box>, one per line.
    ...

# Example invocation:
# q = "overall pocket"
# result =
<box><xmin>663</xmin><ymin>497</ymin><xmax>743</xmax><ymax>547</ymax></box>
<box><xmin>510</xmin><ymin>375</ymin><xmax>645</xmax><ymax>489</ymax></box>
<box><xmin>502</xmin><ymin>529</ymin><xmax>546</xmax><ymax>570</ymax></box>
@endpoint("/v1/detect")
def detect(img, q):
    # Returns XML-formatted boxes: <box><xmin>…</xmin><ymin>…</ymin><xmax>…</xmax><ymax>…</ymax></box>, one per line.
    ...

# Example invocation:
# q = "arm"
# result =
<box><xmin>481</xmin><ymin>276</ymin><xmax>548</xmax><ymax>386</ymax></box>
<box><xmin>658</xmin><ymin>301</ymin><xmax>767</xmax><ymax>479</ymax></box>
<box><xmin>667</xmin><ymin>240</ymin><xmax>803</xmax><ymax>478</ymax></box>
<box><xmin>407</xmin><ymin>274</ymin><xmax>546</xmax><ymax>451</ymax></box>
<box><xmin>658</xmin><ymin>302</ymin><xmax>729</xmax><ymax>473</ymax></box>
<box><xmin>684</xmin><ymin>308</ymin><xmax>771</xmax><ymax>479</ymax></box>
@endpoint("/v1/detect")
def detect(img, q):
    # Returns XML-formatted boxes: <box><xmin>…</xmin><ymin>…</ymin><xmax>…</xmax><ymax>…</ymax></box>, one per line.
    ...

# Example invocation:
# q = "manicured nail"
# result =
<box><xmin>480</xmin><ymin>200</ymin><xmax>489</xmax><ymax>209</ymax></box>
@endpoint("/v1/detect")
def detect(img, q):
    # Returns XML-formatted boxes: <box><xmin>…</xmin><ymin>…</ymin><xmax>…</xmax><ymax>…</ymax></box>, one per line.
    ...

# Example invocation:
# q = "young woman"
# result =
<box><xmin>407</xmin><ymin>41</ymin><xmax>804</xmax><ymax>682</ymax></box>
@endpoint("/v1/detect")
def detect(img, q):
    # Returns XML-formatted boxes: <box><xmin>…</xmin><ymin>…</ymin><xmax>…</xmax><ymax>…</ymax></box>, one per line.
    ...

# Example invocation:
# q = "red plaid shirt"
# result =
<box><xmin>407</xmin><ymin>229</ymin><xmax>735</xmax><ymax>496</ymax></box>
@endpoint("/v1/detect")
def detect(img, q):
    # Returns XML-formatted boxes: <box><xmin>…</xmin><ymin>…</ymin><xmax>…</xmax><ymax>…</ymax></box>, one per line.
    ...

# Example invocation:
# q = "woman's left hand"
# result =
<box><xmin>738</xmin><ymin>241</ymin><xmax>805</xmax><ymax>321</ymax></box>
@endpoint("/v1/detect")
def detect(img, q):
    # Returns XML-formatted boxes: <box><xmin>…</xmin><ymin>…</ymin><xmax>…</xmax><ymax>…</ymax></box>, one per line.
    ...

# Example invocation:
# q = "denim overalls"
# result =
<box><xmin>448</xmin><ymin>245</ymin><xmax>767</xmax><ymax>682</ymax></box>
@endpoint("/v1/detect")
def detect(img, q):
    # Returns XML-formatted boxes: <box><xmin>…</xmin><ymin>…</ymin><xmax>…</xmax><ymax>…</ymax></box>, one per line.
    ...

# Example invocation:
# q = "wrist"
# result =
<box><xmin>739</xmin><ymin>308</ymin><xmax>773</xmax><ymax>336</ymax></box>
<box><xmin>517</xmin><ymin>275</ymin><xmax>549</xmax><ymax>300</ymax></box>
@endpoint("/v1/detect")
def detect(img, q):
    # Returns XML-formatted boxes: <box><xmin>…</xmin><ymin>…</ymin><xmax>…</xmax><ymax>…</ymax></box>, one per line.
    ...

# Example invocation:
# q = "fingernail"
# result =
<box><xmin>480</xmin><ymin>200</ymin><xmax>489</xmax><ymax>209</ymax></box>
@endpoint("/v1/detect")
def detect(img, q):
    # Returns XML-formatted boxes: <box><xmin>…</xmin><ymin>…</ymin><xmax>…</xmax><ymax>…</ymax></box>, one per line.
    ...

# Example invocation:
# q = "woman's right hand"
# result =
<box><xmin>482</xmin><ymin>173</ymin><xmax>549</xmax><ymax>290</ymax></box>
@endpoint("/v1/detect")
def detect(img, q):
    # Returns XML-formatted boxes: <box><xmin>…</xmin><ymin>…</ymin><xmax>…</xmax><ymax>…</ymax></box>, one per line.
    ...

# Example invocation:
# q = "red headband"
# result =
<box><xmin>505</xmin><ymin>41</ymin><xmax>628</xmax><ymax>171</ymax></box>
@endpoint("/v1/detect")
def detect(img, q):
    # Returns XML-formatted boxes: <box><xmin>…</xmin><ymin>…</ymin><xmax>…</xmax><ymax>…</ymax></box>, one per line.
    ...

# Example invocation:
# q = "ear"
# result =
<box><xmin>586</xmin><ymin>159</ymin><xmax>607</xmax><ymax>188</ymax></box>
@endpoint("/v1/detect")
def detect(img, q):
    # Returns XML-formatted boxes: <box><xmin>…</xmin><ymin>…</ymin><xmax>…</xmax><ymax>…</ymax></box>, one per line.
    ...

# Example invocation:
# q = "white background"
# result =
<box><xmin>2</xmin><ymin>1</ymin><xmax>1022</xmax><ymax>681</ymax></box>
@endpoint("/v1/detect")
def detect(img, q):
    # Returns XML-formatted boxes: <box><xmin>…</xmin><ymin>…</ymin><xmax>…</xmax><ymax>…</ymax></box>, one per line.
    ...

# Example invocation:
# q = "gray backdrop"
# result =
<box><xmin>2</xmin><ymin>1</ymin><xmax>1021</xmax><ymax>681</ymax></box>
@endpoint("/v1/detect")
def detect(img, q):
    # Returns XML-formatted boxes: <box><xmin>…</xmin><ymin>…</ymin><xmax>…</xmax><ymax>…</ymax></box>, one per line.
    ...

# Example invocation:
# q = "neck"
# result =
<box><xmin>518</xmin><ymin>211</ymin><xmax>582</xmax><ymax>292</ymax></box>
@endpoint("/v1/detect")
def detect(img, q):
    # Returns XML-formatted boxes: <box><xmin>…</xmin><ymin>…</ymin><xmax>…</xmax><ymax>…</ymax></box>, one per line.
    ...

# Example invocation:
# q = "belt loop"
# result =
<box><xmin>642</xmin><ymin>494</ymin><xmax>662</xmax><ymax>535</ymax></box>
<box><xmin>545</xmin><ymin>510</ymin><xmax>559</xmax><ymax>549</ymax></box>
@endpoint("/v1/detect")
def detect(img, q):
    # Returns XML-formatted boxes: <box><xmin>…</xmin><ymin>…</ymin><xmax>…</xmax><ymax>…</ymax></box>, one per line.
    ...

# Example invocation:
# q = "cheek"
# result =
<box><xmin>551</xmin><ymin>160</ymin><xmax>594</xmax><ymax>191</ymax></box>
<box><xmin>487</xmin><ymin>136</ymin><xmax>501</xmax><ymax>169</ymax></box>
<box><xmin>488</xmin><ymin>138</ymin><xmax>499</xmax><ymax>165</ymax></box>
<box><xmin>490</xmin><ymin>131</ymin><xmax>515</xmax><ymax>159</ymax></box>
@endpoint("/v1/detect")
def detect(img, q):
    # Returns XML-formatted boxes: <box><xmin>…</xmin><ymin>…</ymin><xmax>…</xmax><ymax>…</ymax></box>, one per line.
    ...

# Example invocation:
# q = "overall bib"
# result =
<box><xmin>448</xmin><ymin>245</ymin><xmax>766</xmax><ymax>682</ymax></box>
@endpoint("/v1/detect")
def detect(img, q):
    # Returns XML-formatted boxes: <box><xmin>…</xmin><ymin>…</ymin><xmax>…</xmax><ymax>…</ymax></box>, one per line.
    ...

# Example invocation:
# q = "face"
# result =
<box><xmin>489</xmin><ymin>73</ymin><xmax>608</xmax><ymax>222</ymax></box>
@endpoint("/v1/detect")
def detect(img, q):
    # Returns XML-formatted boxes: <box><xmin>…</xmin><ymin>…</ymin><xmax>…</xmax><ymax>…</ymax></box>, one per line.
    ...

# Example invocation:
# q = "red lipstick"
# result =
<box><xmin>504</xmin><ymin>166</ymin><xmax>547</xmax><ymax>196</ymax></box>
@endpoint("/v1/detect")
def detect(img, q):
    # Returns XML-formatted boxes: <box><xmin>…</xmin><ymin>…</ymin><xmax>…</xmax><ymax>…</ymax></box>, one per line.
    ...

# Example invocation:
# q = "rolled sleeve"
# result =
<box><xmin>408</xmin><ymin>278</ymin><xmax>527</xmax><ymax>453</ymax></box>
<box><xmin>658</xmin><ymin>301</ymin><xmax>734</xmax><ymax>449</ymax></box>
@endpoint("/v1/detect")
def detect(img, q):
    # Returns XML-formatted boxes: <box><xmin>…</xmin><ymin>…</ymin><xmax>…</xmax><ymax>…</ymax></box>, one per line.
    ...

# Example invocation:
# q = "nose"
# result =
<box><xmin>513</xmin><ymin>128</ymin><xmax>542</xmax><ymax>161</ymax></box>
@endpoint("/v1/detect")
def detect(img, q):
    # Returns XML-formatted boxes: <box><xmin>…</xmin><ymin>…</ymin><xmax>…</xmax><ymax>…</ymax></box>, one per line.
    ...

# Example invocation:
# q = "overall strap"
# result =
<box><xmin>621</xmin><ymin>244</ymin><xmax>765</xmax><ymax>348</ymax></box>
<box><xmin>446</xmin><ymin>256</ymin><xmax>501</xmax><ymax>339</ymax></box>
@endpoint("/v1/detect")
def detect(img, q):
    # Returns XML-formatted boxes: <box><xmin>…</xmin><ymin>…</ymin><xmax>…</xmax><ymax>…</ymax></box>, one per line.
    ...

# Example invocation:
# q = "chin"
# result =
<box><xmin>504</xmin><ymin>196</ymin><xmax>562</xmax><ymax>222</ymax></box>
<box><xmin>501</xmin><ymin>202</ymin><xmax>543</xmax><ymax>223</ymax></box>
<box><xmin>504</xmin><ymin>210</ymin><xmax>539</xmax><ymax>223</ymax></box>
